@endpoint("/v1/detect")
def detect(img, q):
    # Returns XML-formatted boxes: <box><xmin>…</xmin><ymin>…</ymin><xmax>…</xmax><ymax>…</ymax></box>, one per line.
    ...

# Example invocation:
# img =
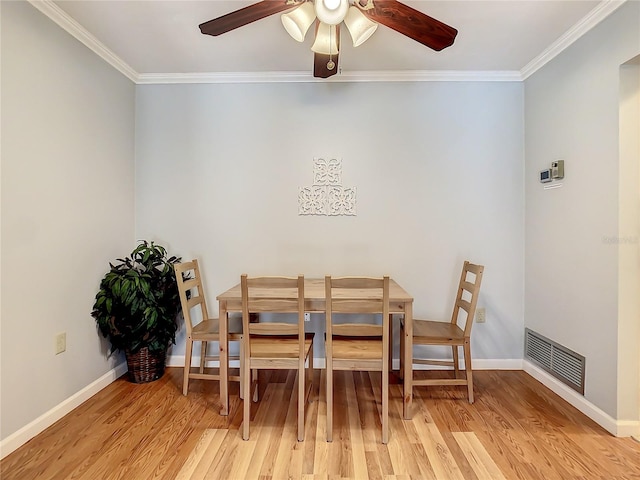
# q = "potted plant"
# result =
<box><xmin>91</xmin><ymin>240</ymin><xmax>182</xmax><ymax>383</ymax></box>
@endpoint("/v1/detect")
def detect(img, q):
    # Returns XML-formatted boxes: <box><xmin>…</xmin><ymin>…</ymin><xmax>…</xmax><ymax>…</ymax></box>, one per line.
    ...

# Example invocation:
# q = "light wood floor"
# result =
<box><xmin>1</xmin><ymin>368</ymin><xmax>639</xmax><ymax>479</ymax></box>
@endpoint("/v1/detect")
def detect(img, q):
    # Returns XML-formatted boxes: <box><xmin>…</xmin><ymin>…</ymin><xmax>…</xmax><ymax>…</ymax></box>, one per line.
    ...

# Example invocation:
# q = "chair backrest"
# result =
<box><xmin>451</xmin><ymin>261</ymin><xmax>484</xmax><ymax>338</ymax></box>
<box><xmin>241</xmin><ymin>274</ymin><xmax>305</xmax><ymax>355</ymax></box>
<box><xmin>325</xmin><ymin>276</ymin><xmax>390</xmax><ymax>339</ymax></box>
<box><xmin>174</xmin><ymin>259</ymin><xmax>208</xmax><ymax>336</ymax></box>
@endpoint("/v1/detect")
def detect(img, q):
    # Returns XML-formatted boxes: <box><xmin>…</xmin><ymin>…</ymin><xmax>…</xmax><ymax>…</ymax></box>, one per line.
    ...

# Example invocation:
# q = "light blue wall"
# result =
<box><xmin>524</xmin><ymin>1</ymin><xmax>640</xmax><ymax>418</ymax></box>
<box><xmin>1</xmin><ymin>2</ymin><xmax>135</xmax><ymax>440</ymax></box>
<box><xmin>134</xmin><ymin>81</ymin><xmax>525</xmax><ymax>362</ymax></box>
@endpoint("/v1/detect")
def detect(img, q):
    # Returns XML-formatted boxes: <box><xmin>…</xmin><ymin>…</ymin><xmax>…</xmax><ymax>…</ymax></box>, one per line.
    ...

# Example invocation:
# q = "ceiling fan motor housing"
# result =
<box><xmin>315</xmin><ymin>0</ymin><xmax>349</xmax><ymax>25</ymax></box>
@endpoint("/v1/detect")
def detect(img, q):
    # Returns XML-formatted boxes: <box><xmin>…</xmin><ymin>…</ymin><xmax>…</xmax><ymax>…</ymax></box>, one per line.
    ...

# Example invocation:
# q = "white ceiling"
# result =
<box><xmin>41</xmin><ymin>0</ymin><xmax>623</xmax><ymax>81</ymax></box>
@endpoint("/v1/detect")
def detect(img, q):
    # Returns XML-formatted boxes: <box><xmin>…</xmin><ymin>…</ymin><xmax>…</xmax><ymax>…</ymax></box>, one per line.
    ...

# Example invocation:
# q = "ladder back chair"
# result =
<box><xmin>325</xmin><ymin>275</ymin><xmax>391</xmax><ymax>444</ymax></box>
<box><xmin>174</xmin><ymin>260</ymin><xmax>243</xmax><ymax>396</ymax></box>
<box><xmin>241</xmin><ymin>274</ymin><xmax>314</xmax><ymax>442</ymax></box>
<box><xmin>401</xmin><ymin>261</ymin><xmax>484</xmax><ymax>403</ymax></box>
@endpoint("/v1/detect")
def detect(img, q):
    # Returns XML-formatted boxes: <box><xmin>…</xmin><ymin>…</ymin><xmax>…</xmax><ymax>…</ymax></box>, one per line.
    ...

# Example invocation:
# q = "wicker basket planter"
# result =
<box><xmin>125</xmin><ymin>347</ymin><xmax>166</xmax><ymax>383</ymax></box>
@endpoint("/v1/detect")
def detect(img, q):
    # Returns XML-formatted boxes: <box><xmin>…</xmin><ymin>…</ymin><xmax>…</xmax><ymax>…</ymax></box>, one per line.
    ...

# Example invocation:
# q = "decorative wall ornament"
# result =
<box><xmin>298</xmin><ymin>157</ymin><xmax>357</xmax><ymax>216</ymax></box>
<box><xmin>328</xmin><ymin>186</ymin><xmax>357</xmax><ymax>215</ymax></box>
<box><xmin>313</xmin><ymin>157</ymin><xmax>342</xmax><ymax>185</ymax></box>
<box><xmin>298</xmin><ymin>186</ymin><xmax>327</xmax><ymax>215</ymax></box>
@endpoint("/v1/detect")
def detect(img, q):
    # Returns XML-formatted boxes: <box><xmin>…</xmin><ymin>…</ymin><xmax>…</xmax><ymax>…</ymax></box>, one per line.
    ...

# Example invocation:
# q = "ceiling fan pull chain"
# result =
<box><xmin>327</xmin><ymin>25</ymin><xmax>336</xmax><ymax>70</ymax></box>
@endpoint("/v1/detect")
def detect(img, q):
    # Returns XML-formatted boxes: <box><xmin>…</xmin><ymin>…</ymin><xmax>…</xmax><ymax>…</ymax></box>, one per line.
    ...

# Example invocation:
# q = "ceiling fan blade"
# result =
<box><xmin>199</xmin><ymin>0</ymin><xmax>298</xmax><ymax>36</ymax></box>
<box><xmin>361</xmin><ymin>0</ymin><xmax>457</xmax><ymax>51</ymax></box>
<box><xmin>313</xmin><ymin>22</ymin><xmax>340</xmax><ymax>78</ymax></box>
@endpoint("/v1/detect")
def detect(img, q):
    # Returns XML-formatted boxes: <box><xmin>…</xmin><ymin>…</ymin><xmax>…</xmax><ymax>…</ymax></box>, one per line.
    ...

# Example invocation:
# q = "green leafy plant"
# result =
<box><xmin>91</xmin><ymin>241</ymin><xmax>182</xmax><ymax>354</ymax></box>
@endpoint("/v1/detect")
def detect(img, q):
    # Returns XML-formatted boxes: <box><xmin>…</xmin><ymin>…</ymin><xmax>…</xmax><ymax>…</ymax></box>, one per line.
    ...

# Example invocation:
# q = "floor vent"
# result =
<box><xmin>525</xmin><ymin>328</ymin><xmax>585</xmax><ymax>394</ymax></box>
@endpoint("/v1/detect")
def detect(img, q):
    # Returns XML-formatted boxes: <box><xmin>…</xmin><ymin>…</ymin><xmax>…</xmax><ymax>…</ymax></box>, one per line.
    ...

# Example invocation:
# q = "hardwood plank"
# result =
<box><xmin>272</xmin><ymin>371</ymin><xmax>306</xmax><ymax>480</ymax></box>
<box><xmin>344</xmin><ymin>370</ymin><xmax>369</xmax><ymax>479</ymax></box>
<box><xmin>452</xmin><ymin>431</ymin><xmax>507</xmax><ymax>480</ymax></box>
<box><xmin>174</xmin><ymin>428</ymin><xmax>217</xmax><ymax>480</ymax></box>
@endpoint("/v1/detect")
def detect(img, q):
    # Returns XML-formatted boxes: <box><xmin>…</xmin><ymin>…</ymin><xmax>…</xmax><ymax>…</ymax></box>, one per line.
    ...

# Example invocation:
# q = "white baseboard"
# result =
<box><xmin>411</xmin><ymin>358</ymin><xmax>523</xmax><ymax>370</ymax></box>
<box><xmin>523</xmin><ymin>360</ymin><xmax>640</xmax><ymax>437</ymax></box>
<box><xmin>0</xmin><ymin>362</ymin><xmax>128</xmax><ymax>460</ymax></box>
<box><xmin>168</xmin><ymin>355</ymin><xmax>523</xmax><ymax>372</ymax></box>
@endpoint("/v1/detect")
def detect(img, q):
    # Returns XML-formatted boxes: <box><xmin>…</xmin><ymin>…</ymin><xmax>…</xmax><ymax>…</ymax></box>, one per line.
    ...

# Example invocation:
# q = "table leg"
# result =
<box><xmin>219</xmin><ymin>300</ymin><xmax>229</xmax><ymax>416</ymax></box>
<box><xmin>403</xmin><ymin>302</ymin><xmax>413</xmax><ymax>420</ymax></box>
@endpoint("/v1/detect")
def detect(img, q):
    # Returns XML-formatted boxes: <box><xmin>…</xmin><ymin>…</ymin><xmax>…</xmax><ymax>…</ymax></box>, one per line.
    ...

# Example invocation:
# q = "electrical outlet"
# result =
<box><xmin>55</xmin><ymin>332</ymin><xmax>66</xmax><ymax>354</ymax></box>
<box><xmin>475</xmin><ymin>308</ymin><xmax>486</xmax><ymax>324</ymax></box>
<box><xmin>304</xmin><ymin>313</ymin><xmax>311</xmax><ymax>322</ymax></box>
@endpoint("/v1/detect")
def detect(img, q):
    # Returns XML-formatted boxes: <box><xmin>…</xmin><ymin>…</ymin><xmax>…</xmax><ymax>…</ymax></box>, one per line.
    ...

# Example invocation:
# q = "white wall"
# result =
<box><xmin>135</xmin><ymin>81</ymin><xmax>525</xmax><ymax>362</ymax></box>
<box><xmin>1</xmin><ymin>1</ymin><xmax>135</xmax><ymax>441</ymax></box>
<box><xmin>524</xmin><ymin>1</ymin><xmax>640</xmax><ymax>419</ymax></box>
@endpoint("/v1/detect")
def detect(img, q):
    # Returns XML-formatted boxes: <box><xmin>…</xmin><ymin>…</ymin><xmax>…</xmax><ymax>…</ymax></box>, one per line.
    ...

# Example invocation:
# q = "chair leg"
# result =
<box><xmin>298</xmin><ymin>360</ymin><xmax>305</xmax><ymax>442</ymax></box>
<box><xmin>243</xmin><ymin>358</ymin><xmax>251</xmax><ymax>441</ymax></box>
<box><xmin>307</xmin><ymin>343</ymin><xmax>314</xmax><ymax>402</ymax></box>
<box><xmin>183</xmin><ymin>338</ymin><xmax>193</xmax><ymax>396</ymax></box>
<box><xmin>463</xmin><ymin>340</ymin><xmax>474</xmax><ymax>403</ymax></box>
<box><xmin>399</xmin><ymin>321</ymin><xmax>404</xmax><ymax>381</ymax></box>
<box><xmin>388</xmin><ymin>314</ymin><xmax>394</xmax><ymax>373</ymax></box>
<box><xmin>326</xmin><ymin>357</ymin><xmax>333</xmax><ymax>442</ymax></box>
<box><xmin>382</xmin><ymin>365</ymin><xmax>389</xmax><ymax>444</ymax></box>
<box><xmin>199</xmin><ymin>341</ymin><xmax>207</xmax><ymax>373</ymax></box>
<box><xmin>252</xmin><ymin>369</ymin><xmax>259</xmax><ymax>402</ymax></box>
<box><xmin>239</xmin><ymin>338</ymin><xmax>244</xmax><ymax>400</ymax></box>
<box><xmin>452</xmin><ymin>345</ymin><xmax>460</xmax><ymax>379</ymax></box>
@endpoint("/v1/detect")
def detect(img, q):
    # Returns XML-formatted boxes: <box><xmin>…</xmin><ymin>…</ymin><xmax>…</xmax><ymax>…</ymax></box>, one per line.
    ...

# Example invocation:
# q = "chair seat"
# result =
<box><xmin>191</xmin><ymin>316</ymin><xmax>243</xmax><ymax>339</ymax></box>
<box><xmin>250</xmin><ymin>333</ymin><xmax>314</xmax><ymax>359</ymax></box>
<box><xmin>331</xmin><ymin>337</ymin><xmax>383</xmax><ymax>360</ymax></box>
<box><xmin>412</xmin><ymin>319</ymin><xmax>465</xmax><ymax>344</ymax></box>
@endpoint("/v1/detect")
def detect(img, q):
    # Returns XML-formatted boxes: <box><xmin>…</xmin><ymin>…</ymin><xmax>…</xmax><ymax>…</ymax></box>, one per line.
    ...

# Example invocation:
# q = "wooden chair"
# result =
<box><xmin>325</xmin><ymin>275</ymin><xmax>390</xmax><ymax>444</ymax></box>
<box><xmin>241</xmin><ymin>274</ymin><xmax>314</xmax><ymax>441</ymax></box>
<box><xmin>174</xmin><ymin>260</ymin><xmax>243</xmax><ymax>396</ymax></box>
<box><xmin>401</xmin><ymin>261</ymin><xmax>484</xmax><ymax>403</ymax></box>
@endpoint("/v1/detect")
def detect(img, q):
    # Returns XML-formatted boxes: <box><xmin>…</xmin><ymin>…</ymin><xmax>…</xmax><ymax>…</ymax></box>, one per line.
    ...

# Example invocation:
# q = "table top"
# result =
<box><xmin>216</xmin><ymin>277</ymin><xmax>413</xmax><ymax>312</ymax></box>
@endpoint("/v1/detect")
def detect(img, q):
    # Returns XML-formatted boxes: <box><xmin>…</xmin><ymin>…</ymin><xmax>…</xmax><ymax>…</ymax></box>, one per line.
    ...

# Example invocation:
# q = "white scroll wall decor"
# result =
<box><xmin>298</xmin><ymin>157</ymin><xmax>357</xmax><ymax>216</ymax></box>
<box><xmin>313</xmin><ymin>157</ymin><xmax>342</xmax><ymax>185</ymax></box>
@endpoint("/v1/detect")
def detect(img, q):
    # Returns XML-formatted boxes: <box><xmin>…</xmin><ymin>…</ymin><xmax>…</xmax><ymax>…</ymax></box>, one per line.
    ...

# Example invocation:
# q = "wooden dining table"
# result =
<box><xmin>216</xmin><ymin>277</ymin><xmax>414</xmax><ymax>420</ymax></box>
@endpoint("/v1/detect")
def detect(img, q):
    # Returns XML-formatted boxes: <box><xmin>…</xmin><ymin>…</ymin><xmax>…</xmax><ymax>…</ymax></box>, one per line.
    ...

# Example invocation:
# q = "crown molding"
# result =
<box><xmin>29</xmin><ymin>0</ymin><xmax>625</xmax><ymax>85</ymax></box>
<box><xmin>338</xmin><ymin>70</ymin><xmax>522</xmax><ymax>82</ymax></box>
<box><xmin>137</xmin><ymin>72</ymin><xmax>313</xmax><ymax>84</ymax></box>
<box><xmin>520</xmin><ymin>0</ymin><xmax>628</xmax><ymax>80</ymax></box>
<box><xmin>137</xmin><ymin>70</ymin><xmax>522</xmax><ymax>84</ymax></box>
<box><xmin>27</xmin><ymin>0</ymin><xmax>138</xmax><ymax>83</ymax></box>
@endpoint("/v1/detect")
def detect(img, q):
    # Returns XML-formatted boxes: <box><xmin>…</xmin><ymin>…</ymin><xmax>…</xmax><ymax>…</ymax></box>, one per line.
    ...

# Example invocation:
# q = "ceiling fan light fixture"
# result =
<box><xmin>343</xmin><ymin>6</ymin><xmax>378</xmax><ymax>47</ymax></box>
<box><xmin>281</xmin><ymin>2</ymin><xmax>316</xmax><ymax>42</ymax></box>
<box><xmin>314</xmin><ymin>0</ymin><xmax>349</xmax><ymax>25</ymax></box>
<box><xmin>311</xmin><ymin>22</ymin><xmax>338</xmax><ymax>55</ymax></box>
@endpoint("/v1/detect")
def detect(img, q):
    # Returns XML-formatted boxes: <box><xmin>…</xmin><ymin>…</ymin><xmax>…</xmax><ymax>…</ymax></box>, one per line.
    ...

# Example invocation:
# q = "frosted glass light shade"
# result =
<box><xmin>344</xmin><ymin>6</ymin><xmax>378</xmax><ymax>47</ymax></box>
<box><xmin>311</xmin><ymin>22</ymin><xmax>338</xmax><ymax>55</ymax></box>
<box><xmin>314</xmin><ymin>0</ymin><xmax>349</xmax><ymax>25</ymax></box>
<box><xmin>281</xmin><ymin>2</ymin><xmax>316</xmax><ymax>42</ymax></box>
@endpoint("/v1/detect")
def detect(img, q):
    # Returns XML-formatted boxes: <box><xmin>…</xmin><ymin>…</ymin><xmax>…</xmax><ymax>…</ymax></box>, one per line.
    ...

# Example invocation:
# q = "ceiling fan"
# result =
<box><xmin>199</xmin><ymin>0</ymin><xmax>458</xmax><ymax>79</ymax></box>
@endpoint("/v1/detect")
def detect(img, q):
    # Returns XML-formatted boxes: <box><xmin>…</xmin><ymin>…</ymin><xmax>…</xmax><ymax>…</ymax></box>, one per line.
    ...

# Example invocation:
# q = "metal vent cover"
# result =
<box><xmin>525</xmin><ymin>328</ymin><xmax>585</xmax><ymax>394</ymax></box>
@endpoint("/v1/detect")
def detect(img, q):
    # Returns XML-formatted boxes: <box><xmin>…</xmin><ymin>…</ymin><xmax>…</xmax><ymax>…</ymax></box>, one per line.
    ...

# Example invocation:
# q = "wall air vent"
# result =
<box><xmin>525</xmin><ymin>328</ymin><xmax>585</xmax><ymax>394</ymax></box>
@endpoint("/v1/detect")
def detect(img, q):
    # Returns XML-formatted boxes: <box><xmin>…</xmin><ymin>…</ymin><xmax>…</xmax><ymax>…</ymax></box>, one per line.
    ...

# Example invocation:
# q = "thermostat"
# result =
<box><xmin>539</xmin><ymin>168</ymin><xmax>552</xmax><ymax>183</ymax></box>
<box><xmin>551</xmin><ymin>160</ymin><xmax>564</xmax><ymax>179</ymax></box>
